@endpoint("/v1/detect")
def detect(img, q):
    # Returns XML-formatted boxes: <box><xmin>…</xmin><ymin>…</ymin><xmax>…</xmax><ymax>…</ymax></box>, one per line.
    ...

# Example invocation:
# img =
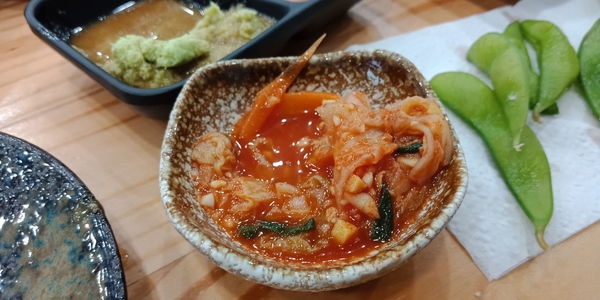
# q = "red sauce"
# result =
<box><xmin>194</xmin><ymin>93</ymin><xmax>450</xmax><ymax>264</ymax></box>
<box><xmin>224</xmin><ymin>105</ymin><xmax>385</xmax><ymax>264</ymax></box>
<box><xmin>235</xmin><ymin>110</ymin><xmax>324</xmax><ymax>185</ymax></box>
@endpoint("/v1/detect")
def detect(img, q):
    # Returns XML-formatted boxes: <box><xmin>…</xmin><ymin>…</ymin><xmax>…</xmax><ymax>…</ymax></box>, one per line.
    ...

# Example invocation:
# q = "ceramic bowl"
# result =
<box><xmin>159</xmin><ymin>49</ymin><xmax>468</xmax><ymax>291</ymax></box>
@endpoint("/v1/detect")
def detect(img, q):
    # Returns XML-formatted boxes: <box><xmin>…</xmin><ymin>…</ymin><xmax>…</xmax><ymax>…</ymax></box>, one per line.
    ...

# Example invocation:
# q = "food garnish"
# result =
<box><xmin>393</xmin><ymin>142</ymin><xmax>423</xmax><ymax>155</ymax></box>
<box><xmin>579</xmin><ymin>19</ymin><xmax>600</xmax><ymax>120</ymax></box>
<box><xmin>370</xmin><ymin>183</ymin><xmax>394</xmax><ymax>242</ymax></box>
<box><xmin>431</xmin><ymin>72</ymin><xmax>553</xmax><ymax>249</ymax></box>
<box><xmin>238</xmin><ymin>218</ymin><xmax>316</xmax><ymax>239</ymax></box>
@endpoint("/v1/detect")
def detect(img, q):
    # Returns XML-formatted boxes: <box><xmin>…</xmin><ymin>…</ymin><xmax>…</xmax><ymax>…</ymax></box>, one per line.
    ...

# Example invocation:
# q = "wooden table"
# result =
<box><xmin>2</xmin><ymin>0</ymin><xmax>598</xmax><ymax>298</ymax></box>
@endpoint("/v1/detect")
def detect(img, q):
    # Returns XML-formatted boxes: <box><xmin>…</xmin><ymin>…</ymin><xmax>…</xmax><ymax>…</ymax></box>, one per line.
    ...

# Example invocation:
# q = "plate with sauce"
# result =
<box><xmin>0</xmin><ymin>132</ymin><xmax>126</xmax><ymax>299</ymax></box>
<box><xmin>25</xmin><ymin>0</ymin><xmax>360</xmax><ymax>119</ymax></box>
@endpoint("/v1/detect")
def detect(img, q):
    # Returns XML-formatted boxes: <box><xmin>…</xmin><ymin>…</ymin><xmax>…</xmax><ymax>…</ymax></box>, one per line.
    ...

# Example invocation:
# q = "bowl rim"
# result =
<box><xmin>159</xmin><ymin>49</ymin><xmax>468</xmax><ymax>291</ymax></box>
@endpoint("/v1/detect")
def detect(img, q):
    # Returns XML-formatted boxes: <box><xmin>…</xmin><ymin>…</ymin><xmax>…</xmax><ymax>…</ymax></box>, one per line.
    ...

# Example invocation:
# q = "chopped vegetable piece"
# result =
<box><xmin>346</xmin><ymin>193</ymin><xmax>379</xmax><ymax>219</ymax></box>
<box><xmin>238</xmin><ymin>218</ymin><xmax>316</xmax><ymax>239</ymax></box>
<box><xmin>430</xmin><ymin>72</ymin><xmax>553</xmax><ymax>250</ymax></box>
<box><xmin>232</xmin><ymin>35</ymin><xmax>326</xmax><ymax>142</ymax></box>
<box><xmin>344</xmin><ymin>174</ymin><xmax>368</xmax><ymax>193</ymax></box>
<box><xmin>521</xmin><ymin>20</ymin><xmax>579</xmax><ymax>121</ymax></box>
<box><xmin>199</xmin><ymin>193</ymin><xmax>215</xmax><ymax>208</ymax></box>
<box><xmin>238</xmin><ymin>224</ymin><xmax>260</xmax><ymax>239</ymax></box>
<box><xmin>393</xmin><ymin>142</ymin><xmax>422</xmax><ymax>155</ymax></box>
<box><xmin>370</xmin><ymin>183</ymin><xmax>394</xmax><ymax>242</ymax></box>
<box><xmin>579</xmin><ymin>19</ymin><xmax>600</xmax><ymax>120</ymax></box>
<box><xmin>332</xmin><ymin>219</ymin><xmax>358</xmax><ymax>244</ymax></box>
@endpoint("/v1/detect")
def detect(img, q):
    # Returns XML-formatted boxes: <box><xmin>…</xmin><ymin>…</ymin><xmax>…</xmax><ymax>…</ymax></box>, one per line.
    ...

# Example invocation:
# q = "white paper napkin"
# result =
<box><xmin>349</xmin><ymin>0</ymin><xmax>600</xmax><ymax>280</ymax></box>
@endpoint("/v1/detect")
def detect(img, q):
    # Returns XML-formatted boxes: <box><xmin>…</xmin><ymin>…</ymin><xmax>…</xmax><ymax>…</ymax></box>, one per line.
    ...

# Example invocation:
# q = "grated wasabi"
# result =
<box><xmin>86</xmin><ymin>2</ymin><xmax>274</xmax><ymax>88</ymax></box>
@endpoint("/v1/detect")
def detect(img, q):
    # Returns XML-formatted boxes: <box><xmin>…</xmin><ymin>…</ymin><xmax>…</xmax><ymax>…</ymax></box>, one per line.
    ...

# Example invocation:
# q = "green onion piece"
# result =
<box><xmin>370</xmin><ymin>184</ymin><xmax>394</xmax><ymax>242</ymax></box>
<box><xmin>393</xmin><ymin>142</ymin><xmax>422</xmax><ymax>155</ymax></box>
<box><xmin>238</xmin><ymin>218</ymin><xmax>316</xmax><ymax>239</ymax></box>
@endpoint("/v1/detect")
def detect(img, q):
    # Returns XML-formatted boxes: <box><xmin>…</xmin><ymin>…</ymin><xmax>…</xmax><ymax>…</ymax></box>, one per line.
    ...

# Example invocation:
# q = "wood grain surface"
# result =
<box><xmin>2</xmin><ymin>0</ymin><xmax>598</xmax><ymax>299</ymax></box>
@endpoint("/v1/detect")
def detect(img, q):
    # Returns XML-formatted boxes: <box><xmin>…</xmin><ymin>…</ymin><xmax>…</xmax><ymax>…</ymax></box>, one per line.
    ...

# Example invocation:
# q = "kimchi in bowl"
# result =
<box><xmin>159</xmin><ymin>49</ymin><xmax>467</xmax><ymax>291</ymax></box>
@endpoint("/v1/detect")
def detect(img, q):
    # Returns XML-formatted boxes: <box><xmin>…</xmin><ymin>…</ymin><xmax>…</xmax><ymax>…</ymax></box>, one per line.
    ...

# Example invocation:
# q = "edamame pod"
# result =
<box><xmin>468</xmin><ymin>26</ymin><xmax>558</xmax><ymax>115</ymax></box>
<box><xmin>503</xmin><ymin>22</ymin><xmax>541</xmax><ymax>108</ymax></box>
<box><xmin>503</xmin><ymin>22</ymin><xmax>535</xmax><ymax>69</ymax></box>
<box><xmin>489</xmin><ymin>47</ymin><xmax>530</xmax><ymax>149</ymax></box>
<box><xmin>467</xmin><ymin>34</ymin><xmax>531</xmax><ymax>149</ymax></box>
<box><xmin>579</xmin><ymin>19</ymin><xmax>600</xmax><ymax>120</ymax></box>
<box><xmin>468</xmin><ymin>30</ymin><xmax>539</xmax><ymax>105</ymax></box>
<box><xmin>430</xmin><ymin>72</ymin><xmax>553</xmax><ymax>250</ymax></box>
<box><xmin>467</xmin><ymin>33</ymin><xmax>511</xmax><ymax>74</ymax></box>
<box><xmin>521</xmin><ymin>20</ymin><xmax>579</xmax><ymax>121</ymax></box>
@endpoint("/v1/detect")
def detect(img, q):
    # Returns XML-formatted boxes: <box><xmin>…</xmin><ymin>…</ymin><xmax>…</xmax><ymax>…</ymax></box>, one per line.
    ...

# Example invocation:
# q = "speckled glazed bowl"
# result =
<box><xmin>159</xmin><ymin>50</ymin><xmax>468</xmax><ymax>291</ymax></box>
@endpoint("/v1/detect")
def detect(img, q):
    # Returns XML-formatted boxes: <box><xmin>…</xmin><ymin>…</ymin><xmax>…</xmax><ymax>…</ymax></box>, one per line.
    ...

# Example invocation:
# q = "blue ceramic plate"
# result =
<box><xmin>0</xmin><ymin>133</ymin><xmax>126</xmax><ymax>299</ymax></box>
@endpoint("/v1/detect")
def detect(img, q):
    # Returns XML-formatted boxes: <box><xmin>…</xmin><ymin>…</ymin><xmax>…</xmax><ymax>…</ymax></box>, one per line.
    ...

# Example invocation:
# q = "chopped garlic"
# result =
<box><xmin>199</xmin><ymin>193</ymin><xmax>215</xmax><ymax>208</ymax></box>
<box><xmin>209</xmin><ymin>180</ymin><xmax>227</xmax><ymax>189</ymax></box>
<box><xmin>333</xmin><ymin>116</ymin><xmax>341</xmax><ymax>126</ymax></box>
<box><xmin>345</xmin><ymin>193</ymin><xmax>379</xmax><ymax>219</ymax></box>
<box><xmin>326</xmin><ymin>207</ymin><xmax>338</xmax><ymax>223</ymax></box>
<box><xmin>275</xmin><ymin>182</ymin><xmax>299</xmax><ymax>196</ymax></box>
<box><xmin>397</xmin><ymin>156</ymin><xmax>418</xmax><ymax>168</ymax></box>
<box><xmin>362</xmin><ymin>172</ymin><xmax>373</xmax><ymax>187</ymax></box>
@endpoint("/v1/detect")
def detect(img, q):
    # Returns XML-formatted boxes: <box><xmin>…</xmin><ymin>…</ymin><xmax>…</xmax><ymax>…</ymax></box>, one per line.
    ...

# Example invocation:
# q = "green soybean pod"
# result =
<box><xmin>467</xmin><ymin>32</ymin><xmax>511</xmax><ymax>74</ymax></box>
<box><xmin>489</xmin><ymin>46</ymin><xmax>531</xmax><ymax>149</ymax></box>
<box><xmin>430</xmin><ymin>72</ymin><xmax>553</xmax><ymax>249</ymax></box>
<box><xmin>504</xmin><ymin>22</ymin><xmax>535</xmax><ymax>68</ymax></box>
<box><xmin>468</xmin><ymin>30</ymin><xmax>538</xmax><ymax>105</ymax></box>
<box><xmin>468</xmin><ymin>35</ymin><xmax>530</xmax><ymax>149</ymax></box>
<box><xmin>521</xmin><ymin>20</ymin><xmax>579</xmax><ymax>120</ymax></box>
<box><xmin>468</xmin><ymin>27</ymin><xmax>558</xmax><ymax>114</ymax></box>
<box><xmin>503</xmin><ymin>22</ymin><xmax>542</xmax><ymax>109</ymax></box>
<box><xmin>579</xmin><ymin>19</ymin><xmax>600</xmax><ymax>120</ymax></box>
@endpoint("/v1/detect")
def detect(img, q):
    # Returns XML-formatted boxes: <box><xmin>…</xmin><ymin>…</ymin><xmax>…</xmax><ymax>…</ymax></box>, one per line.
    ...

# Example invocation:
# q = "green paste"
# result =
<box><xmin>103</xmin><ymin>2</ymin><xmax>274</xmax><ymax>88</ymax></box>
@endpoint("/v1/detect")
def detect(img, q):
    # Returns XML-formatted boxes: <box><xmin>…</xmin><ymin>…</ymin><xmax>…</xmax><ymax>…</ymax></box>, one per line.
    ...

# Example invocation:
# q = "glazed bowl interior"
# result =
<box><xmin>160</xmin><ymin>50</ymin><xmax>467</xmax><ymax>291</ymax></box>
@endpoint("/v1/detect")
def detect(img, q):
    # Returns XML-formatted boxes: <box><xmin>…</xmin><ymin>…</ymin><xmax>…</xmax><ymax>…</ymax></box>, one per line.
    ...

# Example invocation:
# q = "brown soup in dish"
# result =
<box><xmin>71</xmin><ymin>0</ymin><xmax>203</xmax><ymax>67</ymax></box>
<box><xmin>71</xmin><ymin>0</ymin><xmax>275</xmax><ymax>89</ymax></box>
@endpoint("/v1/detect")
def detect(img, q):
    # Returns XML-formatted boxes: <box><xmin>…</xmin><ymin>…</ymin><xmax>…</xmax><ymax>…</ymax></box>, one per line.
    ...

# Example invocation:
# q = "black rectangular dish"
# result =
<box><xmin>24</xmin><ymin>0</ymin><xmax>359</xmax><ymax>119</ymax></box>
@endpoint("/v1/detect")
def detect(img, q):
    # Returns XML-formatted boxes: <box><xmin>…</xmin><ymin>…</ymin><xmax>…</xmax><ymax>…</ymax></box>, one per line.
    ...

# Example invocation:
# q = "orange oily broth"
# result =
<box><xmin>195</xmin><ymin>88</ymin><xmax>452</xmax><ymax>264</ymax></box>
<box><xmin>70</xmin><ymin>0</ymin><xmax>202</xmax><ymax>65</ymax></box>
<box><xmin>200</xmin><ymin>101</ymin><xmax>423</xmax><ymax>264</ymax></box>
<box><xmin>235</xmin><ymin>111</ymin><xmax>324</xmax><ymax>186</ymax></box>
<box><xmin>194</xmin><ymin>94</ymin><xmax>449</xmax><ymax>263</ymax></box>
<box><xmin>231</xmin><ymin>106</ymin><xmax>383</xmax><ymax>263</ymax></box>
